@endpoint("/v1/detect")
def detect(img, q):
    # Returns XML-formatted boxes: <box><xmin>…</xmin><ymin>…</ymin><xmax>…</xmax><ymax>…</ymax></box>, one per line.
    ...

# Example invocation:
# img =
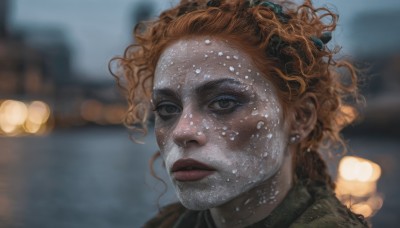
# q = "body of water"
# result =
<box><xmin>0</xmin><ymin>128</ymin><xmax>398</xmax><ymax>227</ymax></box>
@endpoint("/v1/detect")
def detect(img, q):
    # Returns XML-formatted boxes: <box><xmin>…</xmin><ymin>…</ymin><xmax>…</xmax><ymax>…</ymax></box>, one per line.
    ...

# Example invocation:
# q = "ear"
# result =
<box><xmin>289</xmin><ymin>94</ymin><xmax>318</xmax><ymax>142</ymax></box>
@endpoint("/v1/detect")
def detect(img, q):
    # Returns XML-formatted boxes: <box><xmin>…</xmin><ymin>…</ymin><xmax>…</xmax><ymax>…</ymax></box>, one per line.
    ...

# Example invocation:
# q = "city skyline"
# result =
<box><xmin>9</xmin><ymin>0</ymin><xmax>400</xmax><ymax>81</ymax></box>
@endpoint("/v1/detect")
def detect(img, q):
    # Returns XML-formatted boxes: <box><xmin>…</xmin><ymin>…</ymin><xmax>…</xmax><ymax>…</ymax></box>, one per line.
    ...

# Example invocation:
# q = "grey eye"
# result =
<box><xmin>208</xmin><ymin>95</ymin><xmax>241</xmax><ymax>114</ymax></box>
<box><xmin>209</xmin><ymin>99</ymin><xmax>236</xmax><ymax>110</ymax></box>
<box><xmin>155</xmin><ymin>102</ymin><xmax>181</xmax><ymax>119</ymax></box>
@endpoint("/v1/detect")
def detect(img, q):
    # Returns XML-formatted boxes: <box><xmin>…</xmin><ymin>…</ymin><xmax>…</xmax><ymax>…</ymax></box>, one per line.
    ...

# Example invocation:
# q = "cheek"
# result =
<box><xmin>224</xmin><ymin>110</ymin><xmax>284</xmax><ymax>158</ymax></box>
<box><xmin>225</xmin><ymin>119</ymin><xmax>260</xmax><ymax>150</ymax></box>
<box><xmin>155</xmin><ymin>124</ymin><xmax>169</xmax><ymax>149</ymax></box>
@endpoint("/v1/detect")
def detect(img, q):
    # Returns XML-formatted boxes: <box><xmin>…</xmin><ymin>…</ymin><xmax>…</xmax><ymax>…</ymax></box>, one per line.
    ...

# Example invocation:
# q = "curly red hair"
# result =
<box><xmin>110</xmin><ymin>0</ymin><xmax>360</xmax><ymax>188</ymax></box>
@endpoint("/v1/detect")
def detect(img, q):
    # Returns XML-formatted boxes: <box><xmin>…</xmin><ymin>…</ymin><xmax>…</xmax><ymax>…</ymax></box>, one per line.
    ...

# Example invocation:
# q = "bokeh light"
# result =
<box><xmin>0</xmin><ymin>100</ymin><xmax>52</xmax><ymax>136</ymax></box>
<box><xmin>336</xmin><ymin>156</ymin><xmax>383</xmax><ymax>218</ymax></box>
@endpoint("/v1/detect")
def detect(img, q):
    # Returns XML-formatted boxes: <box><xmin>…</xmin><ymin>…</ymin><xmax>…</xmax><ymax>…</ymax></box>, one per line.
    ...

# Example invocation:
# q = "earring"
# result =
<box><xmin>289</xmin><ymin>134</ymin><xmax>300</xmax><ymax>144</ymax></box>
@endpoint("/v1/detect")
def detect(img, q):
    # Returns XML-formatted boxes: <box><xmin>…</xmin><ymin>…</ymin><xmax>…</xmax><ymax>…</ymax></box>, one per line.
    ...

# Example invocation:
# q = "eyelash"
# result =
<box><xmin>154</xmin><ymin>102</ymin><xmax>182</xmax><ymax>120</ymax></box>
<box><xmin>154</xmin><ymin>95</ymin><xmax>243</xmax><ymax>120</ymax></box>
<box><xmin>208</xmin><ymin>95</ymin><xmax>242</xmax><ymax>114</ymax></box>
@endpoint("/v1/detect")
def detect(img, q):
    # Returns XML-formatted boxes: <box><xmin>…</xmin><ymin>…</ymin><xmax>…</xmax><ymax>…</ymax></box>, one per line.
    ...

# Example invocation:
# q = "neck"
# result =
<box><xmin>210</xmin><ymin>150</ymin><xmax>293</xmax><ymax>228</ymax></box>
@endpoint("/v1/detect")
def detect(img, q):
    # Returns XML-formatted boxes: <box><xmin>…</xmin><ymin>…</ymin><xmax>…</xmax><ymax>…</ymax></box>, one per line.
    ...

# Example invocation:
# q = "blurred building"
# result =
<box><xmin>345</xmin><ymin>10</ymin><xmax>400</xmax><ymax>136</ymax></box>
<box><xmin>0</xmin><ymin>0</ymin><xmax>126</xmax><ymax>134</ymax></box>
<box><xmin>0</xmin><ymin>0</ymin><xmax>9</xmax><ymax>37</ymax></box>
<box><xmin>0</xmin><ymin>6</ymin><xmax>55</xmax><ymax>101</ymax></box>
<box><xmin>351</xmin><ymin>10</ymin><xmax>400</xmax><ymax>95</ymax></box>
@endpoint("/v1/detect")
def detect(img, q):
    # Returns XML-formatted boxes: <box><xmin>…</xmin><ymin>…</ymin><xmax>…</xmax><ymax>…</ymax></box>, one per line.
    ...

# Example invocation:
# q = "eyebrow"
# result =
<box><xmin>152</xmin><ymin>78</ymin><xmax>243</xmax><ymax>100</ymax></box>
<box><xmin>152</xmin><ymin>88</ymin><xmax>180</xmax><ymax>100</ymax></box>
<box><xmin>195</xmin><ymin>78</ymin><xmax>243</xmax><ymax>95</ymax></box>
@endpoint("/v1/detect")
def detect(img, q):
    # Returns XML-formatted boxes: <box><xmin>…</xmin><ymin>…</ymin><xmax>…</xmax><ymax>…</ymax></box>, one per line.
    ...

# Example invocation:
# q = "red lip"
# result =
<box><xmin>171</xmin><ymin>159</ymin><xmax>215</xmax><ymax>182</ymax></box>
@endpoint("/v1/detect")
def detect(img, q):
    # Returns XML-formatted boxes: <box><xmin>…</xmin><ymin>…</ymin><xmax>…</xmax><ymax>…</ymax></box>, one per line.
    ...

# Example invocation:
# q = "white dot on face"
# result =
<box><xmin>205</xmin><ymin>39</ymin><xmax>211</xmax><ymax>45</ymax></box>
<box><xmin>256</xmin><ymin>121</ymin><xmax>265</xmax><ymax>129</ymax></box>
<box><xmin>233</xmin><ymin>55</ymin><xmax>239</xmax><ymax>60</ymax></box>
<box><xmin>226</xmin><ymin>56</ymin><xmax>231</xmax><ymax>60</ymax></box>
<box><xmin>229</xmin><ymin>66</ymin><xmax>235</xmax><ymax>72</ymax></box>
<box><xmin>218</xmin><ymin>52</ymin><xmax>224</xmax><ymax>56</ymax></box>
<box><xmin>195</xmin><ymin>69</ymin><xmax>201</xmax><ymax>74</ymax></box>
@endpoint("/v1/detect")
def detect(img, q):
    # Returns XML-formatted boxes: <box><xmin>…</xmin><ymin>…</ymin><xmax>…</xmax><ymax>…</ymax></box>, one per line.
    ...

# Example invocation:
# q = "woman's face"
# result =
<box><xmin>153</xmin><ymin>37</ymin><xmax>290</xmax><ymax>210</ymax></box>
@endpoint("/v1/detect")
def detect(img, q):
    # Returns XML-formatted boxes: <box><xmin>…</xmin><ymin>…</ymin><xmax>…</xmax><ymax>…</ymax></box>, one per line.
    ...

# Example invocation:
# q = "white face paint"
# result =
<box><xmin>153</xmin><ymin>37</ymin><xmax>290</xmax><ymax>210</ymax></box>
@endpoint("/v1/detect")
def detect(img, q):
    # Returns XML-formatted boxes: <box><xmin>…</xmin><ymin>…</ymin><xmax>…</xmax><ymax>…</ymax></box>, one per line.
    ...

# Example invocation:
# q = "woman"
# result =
<box><xmin>111</xmin><ymin>0</ymin><xmax>368</xmax><ymax>227</ymax></box>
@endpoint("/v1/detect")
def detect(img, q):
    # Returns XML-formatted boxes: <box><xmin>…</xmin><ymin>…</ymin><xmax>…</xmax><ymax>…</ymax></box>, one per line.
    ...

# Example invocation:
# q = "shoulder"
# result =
<box><xmin>142</xmin><ymin>203</ymin><xmax>187</xmax><ymax>228</ymax></box>
<box><xmin>290</xmin><ymin>183</ymin><xmax>370</xmax><ymax>228</ymax></box>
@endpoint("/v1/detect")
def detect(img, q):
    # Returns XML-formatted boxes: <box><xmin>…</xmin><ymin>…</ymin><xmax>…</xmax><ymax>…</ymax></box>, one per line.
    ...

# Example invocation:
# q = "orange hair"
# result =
<box><xmin>110</xmin><ymin>0</ymin><xmax>361</xmax><ymax>188</ymax></box>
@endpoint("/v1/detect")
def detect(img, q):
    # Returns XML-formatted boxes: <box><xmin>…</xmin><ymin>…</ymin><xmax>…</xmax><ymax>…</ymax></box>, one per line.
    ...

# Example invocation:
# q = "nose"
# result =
<box><xmin>172</xmin><ymin>111</ymin><xmax>207</xmax><ymax>148</ymax></box>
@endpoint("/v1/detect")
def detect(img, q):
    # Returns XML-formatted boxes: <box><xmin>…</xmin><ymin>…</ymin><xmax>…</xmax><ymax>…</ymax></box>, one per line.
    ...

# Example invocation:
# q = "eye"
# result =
<box><xmin>155</xmin><ymin>102</ymin><xmax>181</xmax><ymax>119</ymax></box>
<box><xmin>208</xmin><ymin>96</ymin><xmax>240</xmax><ymax>113</ymax></box>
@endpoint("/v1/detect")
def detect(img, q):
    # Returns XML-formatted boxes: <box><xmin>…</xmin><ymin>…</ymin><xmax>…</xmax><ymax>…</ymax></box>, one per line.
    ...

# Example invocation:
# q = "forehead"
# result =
<box><xmin>158</xmin><ymin>37</ymin><xmax>241</xmax><ymax>64</ymax></box>
<box><xmin>154</xmin><ymin>37</ymin><xmax>261</xmax><ymax>88</ymax></box>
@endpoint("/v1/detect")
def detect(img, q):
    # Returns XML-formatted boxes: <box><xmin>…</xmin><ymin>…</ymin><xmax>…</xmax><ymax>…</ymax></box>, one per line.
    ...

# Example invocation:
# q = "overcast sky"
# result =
<box><xmin>9</xmin><ymin>0</ymin><xmax>400</xmax><ymax>81</ymax></box>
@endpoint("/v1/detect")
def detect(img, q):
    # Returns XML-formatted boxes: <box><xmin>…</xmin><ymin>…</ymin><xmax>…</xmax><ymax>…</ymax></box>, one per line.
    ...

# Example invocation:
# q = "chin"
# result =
<box><xmin>178</xmin><ymin>196</ymin><xmax>226</xmax><ymax>211</ymax></box>
<box><xmin>175</xmin><ymin>187</ymin><xmax>233</xmax><ymax>210</ymax></box>
<box><xmin>175</xmin><ymin>183</ymin><xmax>253</xmax><ymax>211</ymax></box>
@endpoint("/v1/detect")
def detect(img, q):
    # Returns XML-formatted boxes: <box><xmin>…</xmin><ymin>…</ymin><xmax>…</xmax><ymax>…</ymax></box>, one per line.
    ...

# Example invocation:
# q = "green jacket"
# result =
<box><xmin>144</xmin><ymin>180</ymin><xmax>369</xmax><ymax>228</ymax></box>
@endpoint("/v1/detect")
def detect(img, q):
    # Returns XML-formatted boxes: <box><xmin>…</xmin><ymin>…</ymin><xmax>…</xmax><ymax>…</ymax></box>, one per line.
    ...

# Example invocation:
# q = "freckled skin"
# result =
<box><xmin>153</xmin><ymin>37</ymin><xmax>293</xmax><ymax>226</ymax></box>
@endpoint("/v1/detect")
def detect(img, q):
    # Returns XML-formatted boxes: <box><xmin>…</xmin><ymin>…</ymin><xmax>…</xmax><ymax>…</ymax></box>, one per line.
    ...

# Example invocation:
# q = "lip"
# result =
<box><xmin>171</xmin><ymin>159</ymin><xmax>216</xmax><ymax>182</ymax></box>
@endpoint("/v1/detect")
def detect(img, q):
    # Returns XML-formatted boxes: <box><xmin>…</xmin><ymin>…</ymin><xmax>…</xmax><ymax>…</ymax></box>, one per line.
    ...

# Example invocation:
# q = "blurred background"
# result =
<box><xmin>0</xmin><ymin>0</ymin><xmax>399</xmax><ymax>227</ymax></box>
